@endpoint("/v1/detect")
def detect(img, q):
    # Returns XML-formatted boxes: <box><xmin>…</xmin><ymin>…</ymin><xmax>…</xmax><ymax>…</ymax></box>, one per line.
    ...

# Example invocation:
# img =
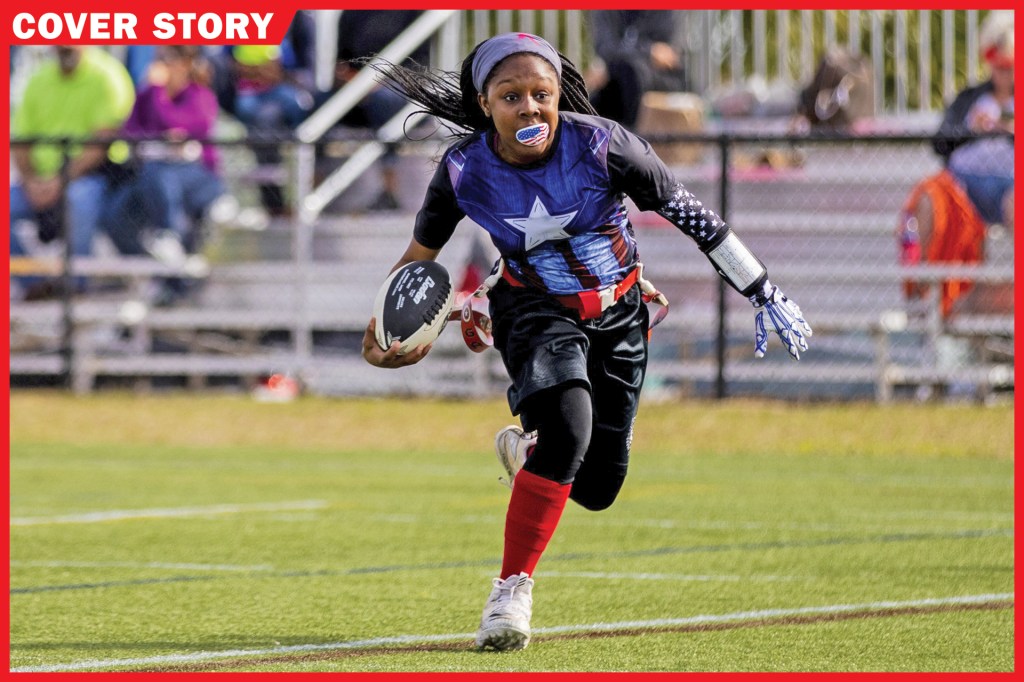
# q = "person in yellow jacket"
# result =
<box><xmin>10</xmin><ymin>46</ymin><xmax>135</xmax><ymax>298</ymax></box>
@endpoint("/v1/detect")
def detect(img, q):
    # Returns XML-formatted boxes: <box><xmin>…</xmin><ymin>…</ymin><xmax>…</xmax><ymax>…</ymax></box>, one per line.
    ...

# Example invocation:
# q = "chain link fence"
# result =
<box><xmin>638</xmin><ymin>133</ymin><xmax>1013</xmax><ymax>402</ymax></box>
<box><xmin>9</xmin><ymin>130</ymin><xmax>1014</xmax><ymax>403</ymax></box>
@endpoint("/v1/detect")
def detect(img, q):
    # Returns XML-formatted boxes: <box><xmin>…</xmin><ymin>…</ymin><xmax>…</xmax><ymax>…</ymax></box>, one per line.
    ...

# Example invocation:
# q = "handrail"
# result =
<box><xmin>295</xmin><ymin>9</ymin><xmax>456</xmax><ymax>144</ymax></box>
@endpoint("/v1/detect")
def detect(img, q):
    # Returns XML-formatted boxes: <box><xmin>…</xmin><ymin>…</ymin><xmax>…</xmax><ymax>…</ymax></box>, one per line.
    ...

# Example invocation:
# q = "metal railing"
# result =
<box><xmin>686</xmin><ymin>9</ymin><xmax>993</xmax><ymax>112</ymax></box>
<box><xmin>8</xmin><ymin>132</ymin><xmax>1014</xmax><ymax>402</ymax></box>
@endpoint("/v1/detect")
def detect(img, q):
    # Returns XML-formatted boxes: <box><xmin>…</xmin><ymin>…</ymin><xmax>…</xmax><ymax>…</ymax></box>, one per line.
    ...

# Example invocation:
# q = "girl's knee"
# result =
<box><xmin>520</xmin><ymin>383</ymin><xmax>593</xmax><ymax>484</ymax></box>
<box><xmin>569</xmin><ymin>452</ymin><xmax>628</xmax><ymax>512</ymax></box>
<box><xmin>571</xmin><ymin>492</ymin><xmax>616</xmax><ymax>512</ymax></box>
<box><xmin>569</xmin><ymin>477</ymin><xmax>624</xmax><ymax>511</ymax></box>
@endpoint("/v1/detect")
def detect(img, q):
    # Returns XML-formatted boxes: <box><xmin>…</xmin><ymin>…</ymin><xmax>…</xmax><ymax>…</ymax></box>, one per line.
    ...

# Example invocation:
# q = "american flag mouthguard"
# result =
<box><xmin>515</xmin><ymin>123</ymin><xmax>549</xmax><ymax>146</ymax></box>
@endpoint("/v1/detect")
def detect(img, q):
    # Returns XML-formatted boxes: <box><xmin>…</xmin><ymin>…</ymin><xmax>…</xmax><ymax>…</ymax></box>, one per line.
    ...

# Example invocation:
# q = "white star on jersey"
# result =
<box><xmin>504</xmin><ymin>197</ymin><xmax>578</xmax><ymax>251</ymax></box>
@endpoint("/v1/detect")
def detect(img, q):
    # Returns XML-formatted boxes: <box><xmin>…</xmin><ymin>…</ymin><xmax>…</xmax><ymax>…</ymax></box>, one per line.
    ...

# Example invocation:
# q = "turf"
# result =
<box><xmin>8</xmin><ymin>392</ymin><xmax>1015</xmax><ymax>672</ymax></box>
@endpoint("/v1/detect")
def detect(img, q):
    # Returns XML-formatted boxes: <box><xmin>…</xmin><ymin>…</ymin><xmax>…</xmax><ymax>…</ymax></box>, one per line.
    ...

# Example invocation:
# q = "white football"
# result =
<box><xmin>373</xmin><ymin>260</ymin><xmax>454</xmax><ymax>354</ymax></box>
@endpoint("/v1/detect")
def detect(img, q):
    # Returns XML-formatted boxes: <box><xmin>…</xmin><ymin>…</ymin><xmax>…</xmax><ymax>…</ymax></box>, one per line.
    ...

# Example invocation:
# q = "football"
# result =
<box><xmin>373</xmin><ymin>260</ymin><xmax>454</xmax><ymax>354</ymax></box>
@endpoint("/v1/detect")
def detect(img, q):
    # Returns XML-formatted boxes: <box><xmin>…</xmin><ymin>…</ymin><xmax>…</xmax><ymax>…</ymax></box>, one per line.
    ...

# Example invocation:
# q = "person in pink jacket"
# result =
<box><xmin>103</xmin><ymin>45</ymin><xmax>224</xmax><ymax>274</ymax></box>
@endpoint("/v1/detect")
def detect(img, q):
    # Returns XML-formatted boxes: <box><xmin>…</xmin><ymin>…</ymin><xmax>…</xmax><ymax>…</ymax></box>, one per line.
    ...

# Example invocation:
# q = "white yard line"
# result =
<box><xmin>858</xmin><ymin>510</ymin><xmax>1015</xmax><ymax>522</ymax></box>
<box><xmin>561</xmin><ymin>515</ymin><xmax>1014</xmax><ymax>532</ymax></box>
<box><xmin>10</xmin><ymin>500</ymin><xmax>329</xmax><ymax>526</ymax></box>
<box><xmin>11</xmin><ymin>592</ymin><xmax>1013</xmax><ymax>673</ymax></box>
<box><xmin>538</xmin><ymin>570</ymin><xmax>798</xmax><ymax>582</ymax></box>
<box><xmin>404</xmin><ymin>514</ymin><xmax>1011</xmax><ymax>535</ymax></box>
<box><xmin>10</xmin><ymin>561</ymin><xmax>274</xmax><ymax>572</ymax></box>
<box><xmin>428</xmin><ymin>514</ymin><xmax>859</xmax><ymax>532</ymax></box>
<box><xmin>565</xmin><ymin>517</ymin><xmax>851</xmax><ymax>532</ymax></box>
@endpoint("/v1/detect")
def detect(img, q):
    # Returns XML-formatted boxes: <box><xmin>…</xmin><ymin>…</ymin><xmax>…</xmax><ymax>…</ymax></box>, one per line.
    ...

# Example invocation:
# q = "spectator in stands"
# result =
<box><xmin>213</xmin><ymin>11</ymin><xmax>318</xmax><ymax>215</ymax></box>
<box><xmin>900</xmin><ymin>10</ymin><xmax>1014</xmax><ymax>317</ymax></box>
<box><xmin>329</xmin><ymin>10</ymin><xmax>428</xmax><ymax>211</ymax></box>
<box><xmin>586</xmin><ymin>10</ymin><xmax>689</xmax><ymax>129</ymax></box>
<box><xmin>124</xmin><ymin>45</ymin><xmax>158</xmax><ymax>90</ymax></box>
<box><xmin>934</xmin><ymin>10</ymin><xmax>1014</xmax><ymax>231</ymax></box>
<box><xmin>102</xmin><ymin>46</ymin><xmax>224</xmax><ymax>272</ymax></box>
<box><xmin>10</xmin><ymin>46</ymin><xmax>135</xmax><ymax>299</ymax></box>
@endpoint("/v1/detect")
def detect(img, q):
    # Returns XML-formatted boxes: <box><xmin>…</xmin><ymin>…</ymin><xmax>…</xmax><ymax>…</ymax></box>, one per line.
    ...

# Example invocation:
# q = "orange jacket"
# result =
<box><xmin>900</xmin><ymin>169</ymin><xmax>986</xmax><ymax>317</ymax></box>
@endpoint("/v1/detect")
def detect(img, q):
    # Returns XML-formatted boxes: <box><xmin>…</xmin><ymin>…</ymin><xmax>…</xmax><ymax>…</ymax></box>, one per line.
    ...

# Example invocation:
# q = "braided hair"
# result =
<box><xmin>361</xmin><ymin>40</ymin><xmax>597</xmax><ymax>138</ymax></box>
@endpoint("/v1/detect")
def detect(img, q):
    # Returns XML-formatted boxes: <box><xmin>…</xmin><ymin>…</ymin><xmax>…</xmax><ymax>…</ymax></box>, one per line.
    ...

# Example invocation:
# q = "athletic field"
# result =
<box><xmin>9</xmin><ymin>392</ymin><xmax>1014</xmax><ymax>672</ymax></box>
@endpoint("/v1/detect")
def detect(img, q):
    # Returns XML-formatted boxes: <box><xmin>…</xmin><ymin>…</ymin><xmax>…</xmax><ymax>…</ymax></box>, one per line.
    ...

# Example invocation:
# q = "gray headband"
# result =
<box><xmin>471</xmin><ymin>32</ymin><xmax>562</xmax><ymax>93</ymax></box>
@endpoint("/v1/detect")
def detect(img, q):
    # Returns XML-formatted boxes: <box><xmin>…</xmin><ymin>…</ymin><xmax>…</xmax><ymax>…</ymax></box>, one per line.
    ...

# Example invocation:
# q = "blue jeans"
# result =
<box><xmin>10</xmin><ymin>173</ymin><xmax>108</xmax><ymax>257</ymax></box>
<box><xmin>234</xmin><ymin>84</ymin><xmax>311</xmax><ymax>131</ymax></box>
<box><xmin>951</xmin><ymin>170</ymin><xmax>1013</xmax><ymax>225</ymax></box>
<box><xmin>103</xmin><ymin>161</ymin><xmax>225</xmax><ymax>255</ymax></box>
<box><xmin>10</xmin><ymin>173</ymin><xmax>108</xmax><ymax>290</ymax></box>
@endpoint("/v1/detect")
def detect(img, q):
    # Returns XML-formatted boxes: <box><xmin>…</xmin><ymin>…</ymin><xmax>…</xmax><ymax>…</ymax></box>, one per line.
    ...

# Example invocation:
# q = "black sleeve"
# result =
<box><xmin>286</xmin><ymin>11</ymin><xmax>316</xmax><ymax>71</ymax></box>
<box><xmin>634</xmin><ymin>11</ymin><xmax>682</xmax><ymax>50</ymax></box>
<box><xmin>933</xmin><ymin>83</ymin><xmax>987</xmax><ymax>160</ymax></box>
<box><xmin>412</xmin><ymin>158</ymin><xmax>465</xmax><ymax>250</ymax></box>
<box><xmin>607</xmin><ymin>122</ymin><xmax>730</xmax><ymax>252</ymax></box>
<box><xmin>590</xmin><ymin>11</ymin><xmax>679</xmax><ymax>63</ymax></box>
<box><xmin>590</xmin><ymin>11</ymin><xmax>625</xmax><ymax>62</ymax></box>
<box><xmin>337</xmin><ymin>10</ymin><xmax>427</xmax><ymax>66</ymax></box>
<box><xmin>606</xmin><ymin>121</ymin><xmax>677</xmax><ymax>210</ymax></box>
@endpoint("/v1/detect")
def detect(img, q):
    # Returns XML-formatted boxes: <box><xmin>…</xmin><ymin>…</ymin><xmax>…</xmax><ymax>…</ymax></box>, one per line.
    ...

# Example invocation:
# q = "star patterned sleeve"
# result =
<box><xmin>604</xmin><ymin>121</ymin><xmax>727</xmax><ymax>250</ymax></box>
<box><xmin>606</xmin><ymin>121</ymin><xmax>770</xmax><ymax>300</ymax></box>
<box><xmin>655</xmin><ymin>183</ymin><xmax>729</xmax><ymax>250</ymax></box>
<box><xmin>659</xmin><ymin>182</ymin><xmax>770</xmax><ymax>298</ymax></box>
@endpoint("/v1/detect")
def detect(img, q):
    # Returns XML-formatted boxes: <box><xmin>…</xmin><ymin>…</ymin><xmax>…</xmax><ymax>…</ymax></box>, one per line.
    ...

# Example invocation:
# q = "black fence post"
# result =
<box><xmin>715</xmin><ymin>135</ymin><xmax>731</xmax><ymax>400</ymax></box>
<box><xmin>58</xmin><ymin>138</ymin><xmax>74</xmax><ymax>390</ymax></box>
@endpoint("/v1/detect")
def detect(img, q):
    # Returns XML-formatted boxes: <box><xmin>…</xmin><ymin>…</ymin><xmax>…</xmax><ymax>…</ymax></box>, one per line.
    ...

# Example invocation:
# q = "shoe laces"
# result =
<box><xmin>488</xmin><ymin>574</ymin><xmax>532</xmax><ymax>611</ymax></box>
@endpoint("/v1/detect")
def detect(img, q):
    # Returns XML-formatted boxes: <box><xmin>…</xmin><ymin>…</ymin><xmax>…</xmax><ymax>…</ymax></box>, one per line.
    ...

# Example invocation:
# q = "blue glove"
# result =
<box><xmin>750</xmin><ymin>284</ymin><xmax>812</xmax><ymax>360</ymax></box>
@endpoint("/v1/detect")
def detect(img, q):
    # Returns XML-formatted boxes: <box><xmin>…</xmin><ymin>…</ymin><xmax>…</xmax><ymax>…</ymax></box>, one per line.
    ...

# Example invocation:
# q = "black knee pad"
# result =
<box><xmin>568</xmin><ymin>421</ymin><xmax>633</xmax><ymax>511</ymax></box>
<box><xmin>520</xmin><ymin>383</ymin><xmax>592</xmax><ymax>485</ymax></box>
<box><xmin>569</xmin><ymin>481</ymin><xmax>623</xmax><ymax>511</ymax></box>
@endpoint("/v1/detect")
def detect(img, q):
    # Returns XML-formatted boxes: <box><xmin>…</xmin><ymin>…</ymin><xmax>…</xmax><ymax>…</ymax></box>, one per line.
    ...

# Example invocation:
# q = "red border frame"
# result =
<box><xmin>3</xmin><ymin>4</ymin><xmax>1019</xmax><ymax>679</ymax></box>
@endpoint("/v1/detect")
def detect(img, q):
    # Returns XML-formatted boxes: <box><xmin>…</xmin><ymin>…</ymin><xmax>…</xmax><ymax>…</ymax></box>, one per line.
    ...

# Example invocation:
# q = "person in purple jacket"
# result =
<box><xmin>103</xmin><ymin>45</ymin><xmax>225</xmax><ymax>276</ymax></box>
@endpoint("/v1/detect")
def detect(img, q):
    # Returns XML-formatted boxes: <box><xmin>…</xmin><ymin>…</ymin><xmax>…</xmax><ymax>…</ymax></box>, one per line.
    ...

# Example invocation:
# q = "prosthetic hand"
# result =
<box><xmin>699</xmin><ymin>229</ymin><xmax>812</xmax><ymax>360</ymax></box>
<box><xmin>750</xmin><ymin>283</ymin><xmax>812</xmax><ymax>360</ymax></box>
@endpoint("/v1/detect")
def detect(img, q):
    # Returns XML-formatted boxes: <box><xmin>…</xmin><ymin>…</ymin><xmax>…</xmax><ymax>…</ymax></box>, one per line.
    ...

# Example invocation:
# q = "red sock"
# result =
<box><xmin>500</xmin><ymin>469</ymin><xmax>571</xmax><ymax>579</ymax></box>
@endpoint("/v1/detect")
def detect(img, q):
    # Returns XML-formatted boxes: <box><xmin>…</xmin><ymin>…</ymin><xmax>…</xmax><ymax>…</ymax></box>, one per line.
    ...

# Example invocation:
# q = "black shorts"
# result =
<box><xmin>488</xmin><ymin>279</ymin><xmax>650</xmax><ymax>425</ymax></box>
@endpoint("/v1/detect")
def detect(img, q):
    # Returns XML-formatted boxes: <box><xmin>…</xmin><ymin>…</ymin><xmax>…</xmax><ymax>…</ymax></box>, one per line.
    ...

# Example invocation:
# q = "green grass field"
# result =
<box><xmin>9</xmin><ymin>392</ymin><xmax>1014</xmax><ymax>672</ymax></box>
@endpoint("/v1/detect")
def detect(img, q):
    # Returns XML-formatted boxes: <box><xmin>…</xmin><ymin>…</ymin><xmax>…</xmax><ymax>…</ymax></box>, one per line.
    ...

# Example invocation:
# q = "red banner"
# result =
<box><xmin>8</xmin><ymin>10</ymin><xmax>292</xmax><ymax>44</ymax></box>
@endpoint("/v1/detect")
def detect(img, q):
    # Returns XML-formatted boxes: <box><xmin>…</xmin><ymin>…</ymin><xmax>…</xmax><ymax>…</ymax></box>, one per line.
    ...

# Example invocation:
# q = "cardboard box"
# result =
<box><xmin>635</xmin><ymin>91</ymin><xmax>705</xmax><ymax>165</ymax></box>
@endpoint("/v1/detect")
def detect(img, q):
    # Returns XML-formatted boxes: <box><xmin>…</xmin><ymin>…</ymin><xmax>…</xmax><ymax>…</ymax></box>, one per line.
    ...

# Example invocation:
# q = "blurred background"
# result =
<box><xmin>8</xmin><ymin>10</ymin><xmax>1015</xmax><ymax>404</ymax></box>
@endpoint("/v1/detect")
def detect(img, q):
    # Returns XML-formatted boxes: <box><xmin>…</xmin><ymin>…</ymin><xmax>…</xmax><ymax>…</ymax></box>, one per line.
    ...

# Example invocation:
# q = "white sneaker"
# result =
<box><xmin>475</xmin><ymin>572</ymin><xmax>534</xmax><ymax>651</ymax></box>
<box><xmin>141</xmin><ymin>229</ymin><xmax>188</xmax><ymax>269</ymax></box>
<box><xmin>495</xmin><ymin>425</ymin><xmax>537</xmax><ymax>489</ymax></box>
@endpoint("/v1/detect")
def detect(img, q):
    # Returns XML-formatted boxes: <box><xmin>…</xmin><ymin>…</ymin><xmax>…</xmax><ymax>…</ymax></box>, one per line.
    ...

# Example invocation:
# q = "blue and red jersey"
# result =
<box><xmin>414</xmin><ymin>111</ymin><xmax>727</xmax><ymax>295</ymax></box>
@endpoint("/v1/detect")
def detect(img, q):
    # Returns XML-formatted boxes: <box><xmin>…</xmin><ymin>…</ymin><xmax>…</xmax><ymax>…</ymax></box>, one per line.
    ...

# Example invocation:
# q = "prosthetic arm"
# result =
<box><xmin>657</xmin><ymin>184</ymin><xmax>813</xmax><ymax>360</ymax></box>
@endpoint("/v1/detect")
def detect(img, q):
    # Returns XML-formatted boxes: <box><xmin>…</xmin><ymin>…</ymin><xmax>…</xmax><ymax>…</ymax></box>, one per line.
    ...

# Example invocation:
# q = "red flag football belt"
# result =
<box><xmin>501</xmin><ymin>266</ymin><xmax>640</xmax><ymax>320</ymax></box>
<box><xmin>451</xmin><ymin>260</ymin><xmax>670</xmax><ymax>353</ymax></box>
